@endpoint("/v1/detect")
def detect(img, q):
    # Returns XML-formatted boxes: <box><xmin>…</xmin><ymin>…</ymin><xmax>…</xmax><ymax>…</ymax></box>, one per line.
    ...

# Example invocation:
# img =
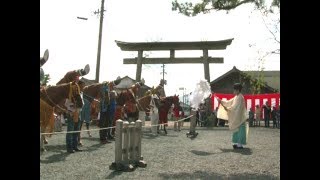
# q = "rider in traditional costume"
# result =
<box><xmin>156</xmin><ymin>79</ymin><xmax>166</xmax><ymax>99</ymax></box>
<box><xmin>156</xmin><ymin>79</ymin><xmax>168</xmax><ymax>131</ymax></box>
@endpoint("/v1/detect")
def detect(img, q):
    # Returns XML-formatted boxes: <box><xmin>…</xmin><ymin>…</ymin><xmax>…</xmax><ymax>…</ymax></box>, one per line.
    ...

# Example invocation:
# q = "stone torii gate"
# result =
<box><xmin>115</xmin><ymin>39</ymin><xmax>233</xmax><ymax>82</ymax></box>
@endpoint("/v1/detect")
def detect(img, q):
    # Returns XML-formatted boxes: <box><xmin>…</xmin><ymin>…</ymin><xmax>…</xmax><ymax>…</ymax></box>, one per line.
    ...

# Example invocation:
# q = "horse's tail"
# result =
<box><xmin>40</xmin><ymin>99</ymin><xmax>55</xmax><ymax>135</ymax></box>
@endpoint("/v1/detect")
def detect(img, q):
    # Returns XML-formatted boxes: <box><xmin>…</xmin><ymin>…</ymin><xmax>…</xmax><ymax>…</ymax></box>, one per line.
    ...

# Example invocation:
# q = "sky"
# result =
<box><xmin>40</xmin><ymin>0</ymin><xmax>280</xmax><ymax>96</ymax></box>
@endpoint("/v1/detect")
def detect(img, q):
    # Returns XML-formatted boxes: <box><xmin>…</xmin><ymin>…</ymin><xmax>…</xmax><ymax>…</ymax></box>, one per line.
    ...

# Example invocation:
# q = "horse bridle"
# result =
<box><xmin>41</xmin><ymin>82</ymin><xmax>81</xmax><ymax>113</ymax></box>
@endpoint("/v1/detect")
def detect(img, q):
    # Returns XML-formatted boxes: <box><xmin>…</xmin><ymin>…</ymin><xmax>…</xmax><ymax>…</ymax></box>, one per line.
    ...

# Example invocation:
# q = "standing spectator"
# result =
<box><xmin>65</xmin><ymin>100</ymin><xmax>82</xmax><ymax>153</ymax></box>
<box><xmin>213</xmin><ymin>107</ymin><xmax>219</xmax><ymax>127</ymax></box>
<box><xmin>263</xmin><ymin>101</ymin><xmax>271</xmax><ymax>127</ymax></box>
<box><xmin>108</xmin><ymin>90</ymin><xmax>117</xmax><ymax>140</ymax></box>
<box><xmin>255</xmin><ymin>105</ymin><xmax>261</xmax><ymax>127</ymax></box>
<box><xmin>99</xmin><ymin>84</ymin><xmax>112</xmax><ymax>144</ymax></box>
<box><xmin>249</xmin><ymin>108</ymin><xmax>254</xmax><ymax>127</ymax></box>
<box><xmin>276</xmin><ymin>105</ymin><xmax>280</xmax><ymax>129</ymax></box>
<box><xmin>80</xmin><ymin>94</ymin><xmax>93</xmax><ymax>139</ymax></box>
<box><xmin>271</xmin><ymin>106</ymin><xmax>278</xmax><ymax>128</ymax></box>
<box><xmin>75</xmin><ymin>80</ymin><xmax>87</xmax><ymax>146</ymax></box>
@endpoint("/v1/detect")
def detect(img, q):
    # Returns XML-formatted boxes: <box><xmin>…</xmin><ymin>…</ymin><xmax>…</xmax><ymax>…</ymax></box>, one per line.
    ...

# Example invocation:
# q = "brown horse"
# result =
<box><xmin>82</xmin><ymin>82</ymin><xmax>106</xmax><ymax>100</ymax></box>
<box><xmin>40</xmin><ymin>81</ymin><xmax>83</xmax><ymax>151</ymax></box>
<box><xmin>157</xmin><ymin>95</ymin><xmax>180</xmax><ymax>134</ymax></box>
<box><xmin>52</xmin><ymin>66</ymin><xmax>90</xmax><ymax>122</ymax></box>
<box><xmin>79</xmin><ymin>81</ymin><xmax>117</xmax><ymax>122</ymax></box>
<box><xmin>116</xmin><ymin>82</ymin><xmax>144</xmax><ymax>122</ymax></box>
<box><xmin>136</xmin><ymin>95</ymin><xmax>152</xmax><ymax>112</ymax></box>
<box><xmin>78</xmin><ymin>80</ymin><xmax>142</xmax><ymax>137</ymax></box>
<box><xmin>140</xmin><ymin>86</ymin><xmax>164</xmax><ymax>116</ymax></box>
<box><xmin>82</xmin><ymin>79</ymin><xmax>122</xmax><ymax>101</ymax></box>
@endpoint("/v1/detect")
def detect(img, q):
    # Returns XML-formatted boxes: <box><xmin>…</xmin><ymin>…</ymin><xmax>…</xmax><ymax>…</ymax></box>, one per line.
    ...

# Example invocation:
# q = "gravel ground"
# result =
<box><xmin>40</xmin><ymin>123</ymin><xmax>280</xmax><ymax>180</ymax></box>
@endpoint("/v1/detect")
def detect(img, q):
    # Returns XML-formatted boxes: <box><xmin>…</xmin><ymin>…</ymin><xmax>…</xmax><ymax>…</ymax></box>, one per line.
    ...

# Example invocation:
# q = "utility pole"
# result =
<box><xmin>183</xmin><ymin>88</ymin><xmax>185</xmax><ymax>108</ymax></box>
<box><xmin>95</xmin><ymin>0</ymin><xmax>105</xmax><ymax>83</ymax></box>
<box><xmin>160</xmin><ymin>64</ymin><xmax>167</xmax><ymax>81</ymax></box>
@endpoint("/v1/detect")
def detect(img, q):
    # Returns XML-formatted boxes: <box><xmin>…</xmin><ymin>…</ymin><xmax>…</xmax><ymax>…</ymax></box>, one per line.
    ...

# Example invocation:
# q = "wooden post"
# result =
<box><xmin>135</xmin><ymin>120</ymin><xmax>142</xmax><ymax>161</ymax></box>
<box><xmin>136</xmin><ymin>50</ymin><xmax>143</xmax><ymax>81</ymax></box>
<box><xmin>122</xmin><ymin>121</ymin><xmax>129</xmax><ymax>164</ymax></box>
<box><xmin>115</xmin><ymin>120</ymin><xmax>123</xmax><ymax>164</ymax></box>
<box><xmin>129</xmin><ymin>122</ymin><xmax>135</xmax><ymax>162</ymax></box>
<box><xmin>110</xmin><ymin>119</ymin><xmax>143</xmax><ymax>171</ymax></box>
<box><xmin>203</xmin><ymin>49</ymin><xmax>210</xmax><ymax>82</ymax></box>
<box><xmin>170</xmin><ymin>50</ymin><xmax>175</xmax><ymax>59</ymax></box>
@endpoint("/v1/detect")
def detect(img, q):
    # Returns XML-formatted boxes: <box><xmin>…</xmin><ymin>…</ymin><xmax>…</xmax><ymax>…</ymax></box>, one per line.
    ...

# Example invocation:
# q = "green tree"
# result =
<box><xmin>172</xmin><ymin>0</ymin><xmax>279</xmax><ymax>17</ymax></box>
<box><xmin>172</xmin><ymin>0</ymin><xmax>280</xmax><ymax>94</ymax></box>
<box><xmin>41</xmin><ymin>74</ymin><xmax>51</xmax><ymax>86</ymax></box>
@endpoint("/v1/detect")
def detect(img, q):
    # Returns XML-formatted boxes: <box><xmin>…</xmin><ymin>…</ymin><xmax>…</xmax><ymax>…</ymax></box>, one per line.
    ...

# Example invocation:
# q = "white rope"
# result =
<box><xmin>41</xmin><ymin>126</ymin><xmax>116</xmax><ymax>135</ymax></box>
<box><xmin>147</xmin><ymin>115</ymin><xmax>193</xmax><ymax>127</ymax></box>
<box><xmin>41</xmin><ymin>115</ymin><xmax>194</xmax><ymax>135</ymax></box>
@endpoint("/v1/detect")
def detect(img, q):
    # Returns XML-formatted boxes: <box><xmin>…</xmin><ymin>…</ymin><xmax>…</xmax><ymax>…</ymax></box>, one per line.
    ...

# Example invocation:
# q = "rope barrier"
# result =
<box><xmin>41</xmin><ymin>115</ymin><xmax>194</xmax><ymax>135</ymax></box>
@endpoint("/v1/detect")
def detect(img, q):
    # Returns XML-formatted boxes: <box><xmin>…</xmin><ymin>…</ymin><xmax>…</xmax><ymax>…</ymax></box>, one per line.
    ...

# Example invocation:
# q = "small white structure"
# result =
<box><xmin>110</xmin><ymin>120</ymin><xmax>147</xmax><ymax>171</ymax></box>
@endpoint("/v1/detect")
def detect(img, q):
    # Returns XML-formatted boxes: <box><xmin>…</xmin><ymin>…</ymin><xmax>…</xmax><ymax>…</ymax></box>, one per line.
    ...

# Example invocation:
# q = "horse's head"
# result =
<box><xmin>40</xmin><ymin>49</ymin><xmax>49</xmax><ymax>67</ymax></box>
<box><xmin>102</xmin><ymin>78</ymin><xmax>122</xmax><ymax>92</ymax></box>
<box><xmin>99</xmin><ymin>80</ymin><xmax>116</xmax><ymax>104</ymax></box>
<box><xmin>172</xmin><ymin>95</ymin><xmax>180</xmax><ymax>106</ymax></box>
<box><xmin>56</xmin><ymin>64</ymin><xmax>90</xmax><ymax>85</ymax></box>
<box><xmin>82</xmin><ymin>78</ymin><xmax>120</xmax><ymax>101</ymax></box>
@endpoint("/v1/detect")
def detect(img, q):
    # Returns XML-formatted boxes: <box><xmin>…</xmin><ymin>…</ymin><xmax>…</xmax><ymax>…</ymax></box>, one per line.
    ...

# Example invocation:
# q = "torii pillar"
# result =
<box><xmin>115</xmin><ymin>39</ymin><xmax>234</xmax><ymax>82</ymax></box>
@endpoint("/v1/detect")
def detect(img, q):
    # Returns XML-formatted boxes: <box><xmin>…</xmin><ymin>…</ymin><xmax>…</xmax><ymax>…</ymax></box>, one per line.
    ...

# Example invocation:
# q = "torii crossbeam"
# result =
<box><xmin>115</xmin><ymin>39</ymin><xmax>234</xmax><ymax>82</ymax></box>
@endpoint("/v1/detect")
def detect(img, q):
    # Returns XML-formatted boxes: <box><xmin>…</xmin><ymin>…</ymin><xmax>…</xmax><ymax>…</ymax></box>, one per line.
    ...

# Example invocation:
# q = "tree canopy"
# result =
<box><xmin>172</xmin><ymin>0</ymin><xmax>280</xmax><ymax>17</ymax></box>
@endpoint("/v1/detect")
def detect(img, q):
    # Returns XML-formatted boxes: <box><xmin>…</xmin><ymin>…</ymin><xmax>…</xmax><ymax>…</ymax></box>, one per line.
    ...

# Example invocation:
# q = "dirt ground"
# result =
<box><xmin>40</xmin><ymin>122</ymin><xmax>280</xmax><ymax>180</ymax></box>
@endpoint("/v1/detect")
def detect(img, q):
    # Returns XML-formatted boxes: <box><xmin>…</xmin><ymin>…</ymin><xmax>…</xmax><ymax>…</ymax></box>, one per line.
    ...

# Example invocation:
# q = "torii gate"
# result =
<box><xmin>115</xmin><ymin>39</ymin><xmax>233</xmax><ymax>82</ymax></box>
